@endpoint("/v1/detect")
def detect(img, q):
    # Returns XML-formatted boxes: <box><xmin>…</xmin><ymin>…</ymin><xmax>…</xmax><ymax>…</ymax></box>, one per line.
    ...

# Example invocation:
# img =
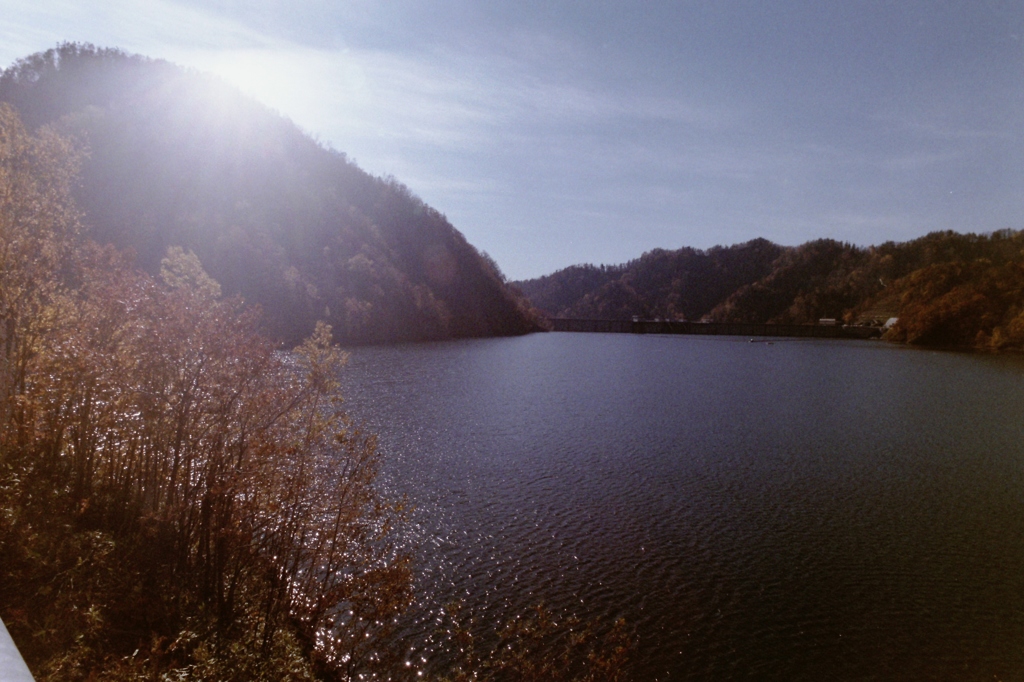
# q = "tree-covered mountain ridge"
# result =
<box><xmin>515</xmin><ymin>230</ymin><xmax>1024</xmax><ymax>350</ymax></box>
<box><xmin>0</xmin><ymin>43</ymin><xmax>543</xmax><ymax>344</ymax></box>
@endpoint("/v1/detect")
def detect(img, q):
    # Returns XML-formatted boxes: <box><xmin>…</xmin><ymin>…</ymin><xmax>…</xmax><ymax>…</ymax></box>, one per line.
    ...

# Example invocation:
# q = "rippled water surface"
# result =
<box><xmin>337</xmin><ymin>333</ymin><xmax>1024</xmax><ymax>680</ymax></box>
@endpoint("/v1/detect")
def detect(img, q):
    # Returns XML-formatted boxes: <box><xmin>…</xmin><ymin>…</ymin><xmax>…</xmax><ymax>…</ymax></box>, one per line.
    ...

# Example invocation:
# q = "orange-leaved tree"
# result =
<box><xmin>0</xmin><ymin>102</ymin><xmax>81</xmax><ymax>444</ymax></box>
<box><xmin>0</xmin><ymin>104</ymin><xmax>410</xmax><ymax>681</ymax></box>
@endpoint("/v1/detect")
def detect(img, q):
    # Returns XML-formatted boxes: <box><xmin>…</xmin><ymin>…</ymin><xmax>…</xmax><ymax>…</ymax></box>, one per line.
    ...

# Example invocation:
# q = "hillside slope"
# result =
<box><xmin>516</xmin><ymin>230</ymin><xmax>1024</xmax><ymax>350</ymax></box>
<box><xmin>516</xmin><ymin>238</ymin><xmax>786</xmax><ymax>321</ymax></box>
<box><xmin>0</xmin><ymin>44</ymin><xmax>542</xmax><ymax>344</ymax></box>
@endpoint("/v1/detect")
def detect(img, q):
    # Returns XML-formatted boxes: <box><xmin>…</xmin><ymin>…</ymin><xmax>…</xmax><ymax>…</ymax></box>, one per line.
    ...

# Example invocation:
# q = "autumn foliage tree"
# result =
<box><xmin>0</xmin><ymin>104</ymin><xmax>410</xmax><ymax>680</ymax></box>
<box><xmin>0</xmin><ymin>102</ymin><xmax>81</xmax><ymax>441</ymax></box>
<box><xmin>882</xmin><ymin>260</ymin><xmax>1024</xmax><ymax>349</ymax></box>
<box><xmin>0</xmin><ymin>98</ymin><xmax>632</xmax><ymax>681</ymax></box>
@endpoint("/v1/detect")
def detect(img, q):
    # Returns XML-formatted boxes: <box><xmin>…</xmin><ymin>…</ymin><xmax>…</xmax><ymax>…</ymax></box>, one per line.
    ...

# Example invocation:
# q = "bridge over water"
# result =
<box><xmin>550</xmin><ymin>318</ymin><xmax>882</xmax><ymax>340</ymax></box>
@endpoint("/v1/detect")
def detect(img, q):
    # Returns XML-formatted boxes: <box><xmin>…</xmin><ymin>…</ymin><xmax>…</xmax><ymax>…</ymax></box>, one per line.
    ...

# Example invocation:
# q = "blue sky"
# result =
<box><xmin>3</xmin><ymin>1</ymin><xmax>1023</xmax><ymax>279</ymax></box>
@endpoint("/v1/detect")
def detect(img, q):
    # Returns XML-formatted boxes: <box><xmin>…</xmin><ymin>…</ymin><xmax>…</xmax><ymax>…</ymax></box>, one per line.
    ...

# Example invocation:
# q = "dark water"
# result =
<box><xmin>337</xmin><ymin>332</ymin><xmax>1024</xmax><ymax>680</ymax></box>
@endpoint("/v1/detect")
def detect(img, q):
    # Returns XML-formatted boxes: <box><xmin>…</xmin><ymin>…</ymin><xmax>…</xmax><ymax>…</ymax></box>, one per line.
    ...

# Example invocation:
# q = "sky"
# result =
<box><xmin>3</xmin><ymin>1</ymin><xmax>1024</xmax><ymax>280</ymax></box>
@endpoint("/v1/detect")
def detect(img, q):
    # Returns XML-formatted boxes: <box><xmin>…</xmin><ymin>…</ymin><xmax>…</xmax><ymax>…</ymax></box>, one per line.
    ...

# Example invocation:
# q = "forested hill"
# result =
<box><xmin>515</xmin><ymin>230</ymin><xmax>1024</xmax><ymax>350</ymax></box>
<box><xmin>0</xmin><ymin>43</ymin><xmax>542</xmax><ymax>344</ymax></box>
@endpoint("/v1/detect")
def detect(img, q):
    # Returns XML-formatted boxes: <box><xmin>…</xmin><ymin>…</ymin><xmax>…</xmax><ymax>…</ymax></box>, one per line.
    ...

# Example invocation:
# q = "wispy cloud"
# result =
<box><xmin>0</xmin><ymin>0</ymin><xmax>275</xmax><ymax>64</ymax></box>
<box><xmin>870</xmin><ymin>111</ymin><xmax>1012</xmax><ymax>142</ymax></box>
<box><xmin>878</xmin><ymin>150</ymin><xmax>964</xmax><ymax>172</ymax></box>
<box><xmin>4</xmin><ymin>1</ymin><xmax>1023</xmax><ymax>278</ymax></box>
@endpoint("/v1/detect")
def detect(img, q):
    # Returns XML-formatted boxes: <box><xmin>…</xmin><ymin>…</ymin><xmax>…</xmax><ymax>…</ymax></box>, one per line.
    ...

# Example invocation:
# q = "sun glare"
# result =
<box><xmin>186</xmin><ymin>47</ymin><xmax>372</xmax><ymax>148</ymax></box>
<box><xmin>205</xmin><ymin>50</ymin><xmax>302</xmax><ymax>113</ymax></box>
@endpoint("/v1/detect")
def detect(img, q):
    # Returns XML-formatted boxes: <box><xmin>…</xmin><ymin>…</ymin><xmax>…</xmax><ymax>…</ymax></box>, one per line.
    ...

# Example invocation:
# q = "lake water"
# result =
<box><xmin>337</xmin><ymin>332</ymin><xmax>1024</xmax><ymax>680</ymax></box>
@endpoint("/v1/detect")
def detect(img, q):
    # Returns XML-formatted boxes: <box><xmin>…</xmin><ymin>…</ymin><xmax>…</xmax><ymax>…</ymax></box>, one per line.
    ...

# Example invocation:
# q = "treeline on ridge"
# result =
<box><xmin>0</xmin><ymin>43</ymin><xmax>543</xmax><ymax>345</ymax></box>
<box><xmin>516</xmin><ymin>230</ymin><xmax>1024</xmax><ymax>350</ymax></box>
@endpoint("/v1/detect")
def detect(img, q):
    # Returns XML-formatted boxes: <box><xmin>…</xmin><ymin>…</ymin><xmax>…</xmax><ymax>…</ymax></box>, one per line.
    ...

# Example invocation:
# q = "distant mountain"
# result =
<box><xmin>0</xmin><ymin>43</ymin><xmax>543</xmax><ymax>344</ymax></box>
<box><xmin>516</xmin><ymin>238</ymin><xmax>787</xmax><ymax>321</ymax></box>
<box><xmin>515</xmin><ymin>230</ymin><xmax>1024</xmax><ymax>350</ymax></box>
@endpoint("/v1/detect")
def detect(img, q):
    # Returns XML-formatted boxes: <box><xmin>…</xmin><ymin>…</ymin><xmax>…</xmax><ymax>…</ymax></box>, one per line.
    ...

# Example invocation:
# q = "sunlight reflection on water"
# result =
<box><xmin>338</xmin><ymin>333</ymin><xmax>1024</xmax><ymax>680</ymax></box>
